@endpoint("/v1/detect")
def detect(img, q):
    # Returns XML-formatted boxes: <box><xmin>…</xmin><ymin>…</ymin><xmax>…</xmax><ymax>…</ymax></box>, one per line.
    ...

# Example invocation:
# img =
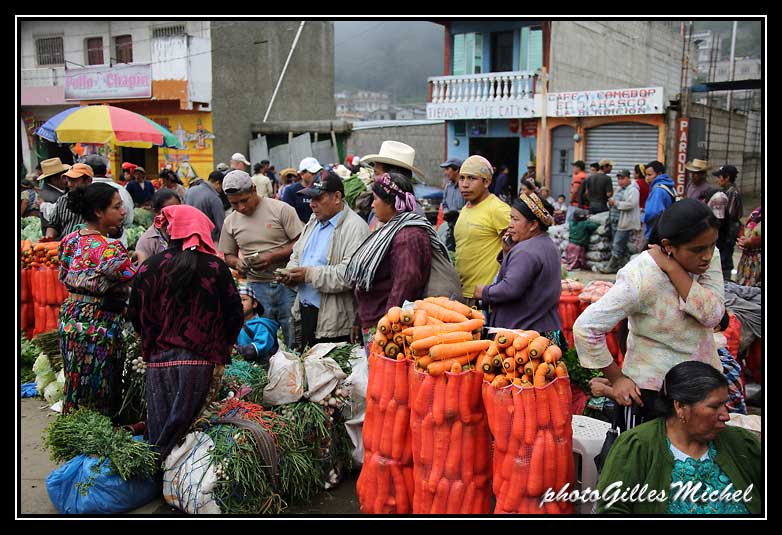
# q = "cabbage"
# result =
<box><xmin>32</xmin><ymin>353</ymin><xmax>52</xmax><ymax>375</ymax></box>
<box><xmin>125</xmin><ymin>225</ymin><xmax>147</xmax><ymax>251</ymax></box>
<box><xmin>21</xmin><ymin>217</ymin><xmax>42</xmax><ymax>242</ymax></box>
<box><xmin>44</xmin><ymin>380</ymin><xmax>64</xmax><ymax>404</ymax></box>
<box><xmin>36</xmin><ymin>370</ymin><xmax>56</xmax><ymax>393</ymax></box>
<box><xmin>133</xmin><ymin>208</ymin><xmax>155</xmax><ymax>229</ymax></box>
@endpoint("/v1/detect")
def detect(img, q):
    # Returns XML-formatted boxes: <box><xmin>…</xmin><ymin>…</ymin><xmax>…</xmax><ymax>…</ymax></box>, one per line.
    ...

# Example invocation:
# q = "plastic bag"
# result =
<box><xmin>343</xmin><ymin>346</ymin><xmax>369</xmax><ymax>465</ymax></box>
<box><xmin>409</xmin><ymin>367</ymin><xmax>492</xmax><ymax>514</ymax></box>
<box><xmin>46</xmin><ymin>450</ymin><xmax>161</xmax><ymax>514</ymax></box>
<box><xmin>302</xmin><ymin>343</ymin><xmax>348</xmax><ymax>403</ymax></box>
<box><xmin>482</xmin><ymin>378</ymin><xmax>575</xmax><ymax>514</ymax></box>
<box><xmin>44</xmin><ymin>379</ymin><xmax>64</xmax><ymax>405</ymax></box>
<box><xmin>162</xmin><ymin>431</ymin><xmax>221</xmax><ymax>514</ymax></box>
<box><xmin>262</xmin><ymin>350</ymin><xmax>305</xmax><ymax>405</ymax></box>
<box><xmin>355</xmin><ymin>344</ymin><xmax>414</xmax><ymax>514</ymax></box>
<box><xmin>21</xmin><ymin>382</ymin><xmax>38</xmax><ymax>398</ymax></box>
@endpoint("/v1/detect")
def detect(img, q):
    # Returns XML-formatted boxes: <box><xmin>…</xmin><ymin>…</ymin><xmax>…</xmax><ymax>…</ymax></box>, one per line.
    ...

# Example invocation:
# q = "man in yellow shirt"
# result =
<box><xmin>454</xmin><ymin>155</ymin><xmax>511</xmax><ymax>304</ymax></box>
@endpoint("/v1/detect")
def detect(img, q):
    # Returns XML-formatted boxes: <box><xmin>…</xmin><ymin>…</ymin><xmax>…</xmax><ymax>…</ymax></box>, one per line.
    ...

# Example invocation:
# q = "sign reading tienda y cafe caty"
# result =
<box><xmin>65</xmin><ymin>64</ymin><xmax>152</xmax><ymax>101</ymax></box>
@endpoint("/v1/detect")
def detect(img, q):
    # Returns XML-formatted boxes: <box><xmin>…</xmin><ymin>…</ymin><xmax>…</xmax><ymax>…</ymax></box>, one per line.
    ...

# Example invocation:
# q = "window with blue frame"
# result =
<box><xmin>453</xmin><ymin>32</ymin><xmax>483</xmax><ymax>75</ymax></box>
<box><xmin>520</xmin><ymin>26</ymin><xmax>543</xmax><ymax>71</ymax></box>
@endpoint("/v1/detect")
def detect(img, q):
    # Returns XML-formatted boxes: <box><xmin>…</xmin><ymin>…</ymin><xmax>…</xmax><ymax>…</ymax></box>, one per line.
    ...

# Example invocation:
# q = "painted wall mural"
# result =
<box><xmin>150</xmin><ymin>112</ymin><xmax>215</xmax><ymax>185</ymax></box>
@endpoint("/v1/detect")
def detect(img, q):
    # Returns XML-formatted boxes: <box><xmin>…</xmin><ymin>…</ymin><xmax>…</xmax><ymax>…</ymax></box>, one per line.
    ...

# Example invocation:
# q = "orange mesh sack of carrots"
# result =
<box><xmin>480</xmin><ymin>332</ymin><xmax>576</xmax><ymax>514</ymax></box>
<box><xmin>409</xmin><ymin>367</ymin><xmax>492</xmax><ymax>514</ymax></box>
<box><xmin>356</xmin><ymin>343</ymin><xmax>414</xmax><ymax>514</ymax></box>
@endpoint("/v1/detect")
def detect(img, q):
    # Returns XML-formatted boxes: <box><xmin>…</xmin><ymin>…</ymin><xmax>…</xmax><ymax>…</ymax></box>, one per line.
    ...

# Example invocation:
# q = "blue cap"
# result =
<box><xmin>440</xmin><ymin>157</ymin><xmax>464</xmax><ymax>169</ymax></box>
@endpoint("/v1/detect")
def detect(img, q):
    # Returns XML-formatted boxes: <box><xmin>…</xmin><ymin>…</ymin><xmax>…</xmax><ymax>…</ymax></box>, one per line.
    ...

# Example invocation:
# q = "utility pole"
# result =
<box><xmin>539</xmin><ymin>67</ymin><xmax>548</xmax><ymax>187</ymax></box>
<box><xmin>727</xmin><ymin>20</ymin><xmax>738</xmax><ymax>112</ymax></box>
<box><xmin>705</xmin><ymin>33</ymin><xmax>719</xmax><ymax>160</ymax></box>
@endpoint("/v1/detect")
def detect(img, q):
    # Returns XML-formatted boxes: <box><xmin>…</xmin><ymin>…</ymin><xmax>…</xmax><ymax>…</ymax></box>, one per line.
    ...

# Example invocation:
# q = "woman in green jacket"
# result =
<box><xmin>596</xmin><ymin>361</ymin><xmax>762</xmax><ymax>515</ymax></box>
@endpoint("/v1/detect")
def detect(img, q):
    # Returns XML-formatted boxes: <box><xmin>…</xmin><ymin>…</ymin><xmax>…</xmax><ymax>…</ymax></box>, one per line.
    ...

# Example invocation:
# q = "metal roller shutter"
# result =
<box><xmin>585</xmin><ymin>122</ymin><xmax>659</xmax><ymax>188</ymax></box>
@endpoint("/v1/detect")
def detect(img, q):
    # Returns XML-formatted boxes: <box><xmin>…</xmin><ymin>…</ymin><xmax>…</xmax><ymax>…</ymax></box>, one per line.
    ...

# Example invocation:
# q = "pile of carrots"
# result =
<box><xmin>479</xmin><ymin>329</ymin><xmax>567</xmax><ymax>389</ymax></box>
<box><xmin>480</xmin><ymin>331</ymin><xmax>575</xmax><ymax>514</ymax></box>
<box><xmin>409</xmin><ymin>367</ymin><xmax>492</xmax><ymax>514</ymax></box>
<box><xmin>21</xmin><ymin>240</ymin><xmax>60</xmax><ymax>269</ymax></box>
<box><xmin>22</xmin><ymin>241</ymin><xmax>68</xmax><ymax>337</ymax></box>
<box><xmin>374</xmin><ymin>297</ymin><xmax>487</xmax><ymax>375</ymax></box>
<box><xmin>356</xmin><ymin>347</ymin><xmax>414</xmax><ymax>513</ymax></box>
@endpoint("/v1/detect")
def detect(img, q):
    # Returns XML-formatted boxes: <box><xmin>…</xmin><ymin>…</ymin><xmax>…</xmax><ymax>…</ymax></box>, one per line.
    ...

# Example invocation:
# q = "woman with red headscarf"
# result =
<box><xmin>128</xmin><ymin>204</ymin><xmax>243</xmax><ymax>462</ymax></box>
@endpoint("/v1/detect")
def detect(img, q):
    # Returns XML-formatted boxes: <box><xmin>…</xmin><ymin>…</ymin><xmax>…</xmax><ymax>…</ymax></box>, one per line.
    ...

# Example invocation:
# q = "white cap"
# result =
<box><xmin>351</xmin><ymin>156</ymin><xmax>360</xmax><ymax>166</ymax></box>
<box><xmin>230</xmin><ymin>153</ymin><xmax>251</xmax><ymax>166</ymax></box>
<box><xmin>298</xmin><ymin>157</ymin><xmax>322</xmax><ymax>174</ymax></box>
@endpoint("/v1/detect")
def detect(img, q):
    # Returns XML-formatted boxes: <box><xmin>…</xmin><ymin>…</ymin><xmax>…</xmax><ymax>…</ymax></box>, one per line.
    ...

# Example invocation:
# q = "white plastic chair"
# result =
<box><xmin>571</xmin><ymin>415</ymin><xmax>611</xmax><ymax>515</ymax></box>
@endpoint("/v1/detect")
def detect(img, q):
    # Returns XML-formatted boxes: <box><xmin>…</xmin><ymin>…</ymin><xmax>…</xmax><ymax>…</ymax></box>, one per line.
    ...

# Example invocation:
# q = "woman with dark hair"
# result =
<box><xmin>128</xmin><ymin>204</ymin><xmax>243</xmax><ymax>461</ymax></box>
<box><xmin>134</xmin><ymin>188</ymin><xmax>181</xmax><ymax>264</ymax></box>
<box><xmin>492</xmin><ymin>164</ymin><xmax>512</xmax><ymax>203</ymax></box>
<box><xmin>574</xmin><ymin>199</ymin><xmax>725</xmax><ymax>429</ymax></box>
<box><xmin>735</xmin><ymin>206</ymin><xmax>761</xmax><ymax>287</ymax></box>
<box><xmin>345</xmin><ymin>171</ymin><xmax>457</xmax><ymax>347</ymax></box>
<box><xmin>474</xmin><ymin>193</ymin><xmax>564</xmax><ymax>343</ymax></box>
<box><xmin>160</xmin><ymin>169</ymin><xmax>186</xmax><ymax>201</ymax></box>
<box><xmin>58</xmin><ymin>183</ymin><xmax>136</xmax><ymax>416</ymax></box>
<box><xmin>596</xmin><ymin>361</ymin><xmax>761</xmax><ymax>514</ymax></box>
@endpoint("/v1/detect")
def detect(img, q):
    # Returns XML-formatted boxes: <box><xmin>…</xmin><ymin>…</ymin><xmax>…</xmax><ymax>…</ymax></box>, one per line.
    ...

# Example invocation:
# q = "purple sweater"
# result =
<box><xmin>483</xmin><ymin>233</ymin><xmax>562</xmax><ymax>332</ymax></box>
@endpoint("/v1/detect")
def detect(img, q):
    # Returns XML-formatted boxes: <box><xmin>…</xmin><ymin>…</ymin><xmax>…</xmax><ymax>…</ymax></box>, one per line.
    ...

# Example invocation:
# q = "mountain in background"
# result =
<box><xmin>334</xmin><ymin>21</ymin><xmax>444</xmax><ymax>105</ymax></box>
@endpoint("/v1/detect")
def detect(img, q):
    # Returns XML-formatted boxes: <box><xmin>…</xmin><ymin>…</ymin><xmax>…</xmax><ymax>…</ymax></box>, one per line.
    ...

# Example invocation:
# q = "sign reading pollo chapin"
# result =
<box><xmin>65</xmin><ymin>64</ymin><xmax>152</xmax><ymax>100</ymax></box>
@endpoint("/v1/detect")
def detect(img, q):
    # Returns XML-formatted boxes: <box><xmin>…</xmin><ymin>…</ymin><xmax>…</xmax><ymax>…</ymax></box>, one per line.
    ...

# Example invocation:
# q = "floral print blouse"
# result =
<box><xmin>59</xmin><ymin>230</ymin><xmax>137</xmax><ymax>297</ymax></box>
<box><xmin>574</xmin><ymin>249</ymin><xmax>725</xmax><ymax>391</ymax></box>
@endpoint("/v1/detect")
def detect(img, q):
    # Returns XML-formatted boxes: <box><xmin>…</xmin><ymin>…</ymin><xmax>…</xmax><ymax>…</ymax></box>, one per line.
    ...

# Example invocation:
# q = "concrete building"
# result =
<box><xmin>20</xmin><ymin>20</ymin><xmax>214</xmax><ymax>181</ymax></box>
<box><xmin>336</xmin><ymin>90</ymin><xmax>392</xmax><ymax>121</ymax></box>
<box><xmin>211</xmin><ymin>21</ymin><xmax>335</xmax><ymax>167</ymax></box>
<box><xmin>19</xmin><ymin>20</ymin><xmax>336</xmax><ymax>180</ymax></box>
<box><xmin>426</xmin><ymin>20</ymin><xmax>761</xmax><ymax>200</ymax></box>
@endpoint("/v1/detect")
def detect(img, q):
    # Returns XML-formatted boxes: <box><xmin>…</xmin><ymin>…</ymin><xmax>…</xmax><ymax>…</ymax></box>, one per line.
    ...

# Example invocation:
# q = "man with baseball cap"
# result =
<box><xmin>37</xmin><ymin>157</ymin><xmax>71</xmax><ymax>204</ymax></box>
<box><xmin>600</xmin><ymin>169</ymin><xmax>640</xmax><ymax>273</ymax></box>
<box><xmin>43</xmin><ymin>162</ymin><xmax>94</xmax><ymax>239</ymax></box>
<box><xmin>230</xmin><ymin>152</ymin><xmax>251</xmax><ymax>172</ymax></box>
<box><xmin>278</xmin><ymin>171</ymin><xmax>370</xmax><ymax>351</ymax></box>
<box><xmin>126</xmin><ymin>166</ymin><xmax>155</xmax><ymax>208</ymax></box>
<box><xmin>218</xmin><ymin>170</ymin><xmax>304</xmax><ymax>350</ymax></box>
<box><xmin>184</xmin><ymin>170</ymin><xmax>227</xmax><ymax>243</ymax></box>
<box><xmin>454</xmin><ymin>155</ymin><xmax>511</xmax><ymax>305</ymax></box>
<box><xmin>282</xmin><ymin>157</ymin><xmax>323</xmax><ymax>223</ymax></box>
<box><xmin>713</xmin><ymin>164</ymin><xmax>743</xmax><ymax>280</ymax></box>
<box><xmin>440</xmin><ymin>156</ymin><xmax>465</xmax><ymax>252</ymax></box>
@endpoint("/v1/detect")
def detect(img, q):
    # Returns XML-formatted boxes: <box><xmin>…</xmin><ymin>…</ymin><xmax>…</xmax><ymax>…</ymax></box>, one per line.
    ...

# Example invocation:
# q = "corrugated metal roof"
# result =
<box><xmin>351</xmin><ymin>119</ymin><xmax>445</xmax><ymax>130</ymax></box>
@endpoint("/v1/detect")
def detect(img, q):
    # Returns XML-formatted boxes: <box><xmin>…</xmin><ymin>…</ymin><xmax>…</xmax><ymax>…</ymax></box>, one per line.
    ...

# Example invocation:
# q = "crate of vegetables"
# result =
<box><xmin>480</xmin><ymin>330</ymin><xmax>575</xmax><ymax>514</ymax></box>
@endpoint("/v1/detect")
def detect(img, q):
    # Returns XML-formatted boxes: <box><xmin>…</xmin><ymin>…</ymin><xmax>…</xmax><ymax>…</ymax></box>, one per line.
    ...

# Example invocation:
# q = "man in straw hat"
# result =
<box><xmin>684</xmin><ymin>159</ymin><xmax>712</xmax><ymax>201</ymax></box>
<box><xmin>37</xmin><ymin>157</ymin><xmax>71</xmax><ymax>204</ymax></box>
<box><xmin>43</xmin><ymin>162</ymin><xmax>94</xmax><ymax>239</ymax></box>
<box><xmin>454</xmin><ymin>155</ymin><xmax>511</xmax><ymax>306</ymax></box>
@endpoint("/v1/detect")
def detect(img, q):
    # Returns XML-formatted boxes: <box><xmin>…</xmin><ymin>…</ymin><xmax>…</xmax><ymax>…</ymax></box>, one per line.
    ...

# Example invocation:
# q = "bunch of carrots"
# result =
<box><xmin>479</xmin><ymin>329</ymin><xmax>567</xmax><ymax>389</ymax></box>
<box><xmin>21</xmin><ymin>240</ymin><xmax>60</xmax><ymax>269</ymax></box>
<box><xmin>480</xmin><ymin>330</ymin><xmax>575</xmax><ymax>514</ymax></box>
<box><xmin>374</xmin><ymin>297</ymin><xmax>487</xmax><ymax>374</ymax></box>
<box><xmin>357</xmin><ymin>349</ymin><xmax>414</xmax><ymax>513</ymax></box>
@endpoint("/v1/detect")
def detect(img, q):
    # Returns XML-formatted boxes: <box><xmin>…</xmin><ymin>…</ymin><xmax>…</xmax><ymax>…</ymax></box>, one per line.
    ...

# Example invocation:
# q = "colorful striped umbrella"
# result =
<box><xmin>35</xmin><ymin>105</ymin><xmax>182</xmax><ymax>149</ymax></box>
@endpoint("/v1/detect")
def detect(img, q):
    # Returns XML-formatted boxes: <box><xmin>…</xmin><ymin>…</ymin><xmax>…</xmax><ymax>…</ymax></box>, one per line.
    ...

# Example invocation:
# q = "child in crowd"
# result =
<box><xmin>540</xmin><ymin>187</ymin><xmax>556</xmax><ymax>207</ymax></box>
<box><xmin>564</xmin><ymin>208</ymin><xmax>599</xmax><ymax>270</ymax></box>
<box><xmin>236</xmin><ymin>286</ymin><xmax>280</xmax><ymax>365</ymax></box>
<box><xmin>553</xmin><ymin>194</ymin><xmax>567</xmax><ymax>225</ymax></box>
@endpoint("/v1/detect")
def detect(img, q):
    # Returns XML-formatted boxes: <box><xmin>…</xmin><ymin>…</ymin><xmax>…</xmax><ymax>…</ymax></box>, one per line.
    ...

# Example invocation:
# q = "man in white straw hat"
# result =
<box><xmin>360</xmin><ymin>140</ymin><xmax>425</xmax><ymax>180</ymax></box>
<box><xmin>684</xmin><ymin>159</ymin><xmax>712</xmax><ymax>201</ymax></box>
<box><xmin>359</xmin><ymin>140</ymin><xmax>426</xmax><ymax>226</ymax></box>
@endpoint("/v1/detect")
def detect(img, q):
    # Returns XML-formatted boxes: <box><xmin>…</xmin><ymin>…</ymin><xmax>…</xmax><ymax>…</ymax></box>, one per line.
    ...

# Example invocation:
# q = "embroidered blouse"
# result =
<box><xmin>58</xmin><ymin>230</ymin><xmax>136</xmax><ymax>297</ymax></box>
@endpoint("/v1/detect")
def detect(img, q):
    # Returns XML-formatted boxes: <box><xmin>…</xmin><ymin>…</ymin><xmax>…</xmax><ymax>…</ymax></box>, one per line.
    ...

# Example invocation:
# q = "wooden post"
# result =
<box><xmin>539</xmin><ymin>67</ymin><xmax>548</xmax><ymax>184</ymax></box>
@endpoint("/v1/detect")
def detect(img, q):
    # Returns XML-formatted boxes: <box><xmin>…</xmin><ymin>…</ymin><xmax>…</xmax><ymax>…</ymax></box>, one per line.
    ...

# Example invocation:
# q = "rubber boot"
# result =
<box><xmin>599</xmin><ymin>255</ymin><xmax>622</xmax><ymax>274</ymax></box>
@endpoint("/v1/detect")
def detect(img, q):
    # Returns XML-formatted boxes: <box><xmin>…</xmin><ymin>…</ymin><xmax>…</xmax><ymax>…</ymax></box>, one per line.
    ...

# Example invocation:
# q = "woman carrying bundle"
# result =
<box><xmin>128</xmin><ymin>204</ymin><xmax>243</xmax><ymax>461</ymax></box>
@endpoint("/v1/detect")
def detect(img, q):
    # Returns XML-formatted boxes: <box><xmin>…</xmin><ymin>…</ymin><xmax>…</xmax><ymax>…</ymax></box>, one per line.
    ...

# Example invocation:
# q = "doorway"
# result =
<box><xmin>469</xmin><ymin>137</ymin><xmax>520</xmax><ymax>198</ymax></box>
<box><xmin>550</xmin><ymin>125</ymin><xmax>575</xmax><ymax>200</ymax></box>
<box><xmin>491</xmin><ymin>31</ymin><xmax>515</xmax><ymax>73</ymax></box>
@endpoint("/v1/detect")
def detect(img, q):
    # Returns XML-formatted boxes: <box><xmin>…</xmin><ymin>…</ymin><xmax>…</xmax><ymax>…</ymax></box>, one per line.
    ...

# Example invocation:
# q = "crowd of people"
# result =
<box><xmin>22</xmin><ymin>138</ymin><xmax>761</xmax><ymax>514</ymax></box>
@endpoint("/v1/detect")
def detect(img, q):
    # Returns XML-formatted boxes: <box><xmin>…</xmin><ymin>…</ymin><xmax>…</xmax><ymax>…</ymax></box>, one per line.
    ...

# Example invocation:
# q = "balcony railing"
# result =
<box><xmin>428</xmin><ymin>71</ymin><xmax>539</xmax><ymax>104</ymax></box>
